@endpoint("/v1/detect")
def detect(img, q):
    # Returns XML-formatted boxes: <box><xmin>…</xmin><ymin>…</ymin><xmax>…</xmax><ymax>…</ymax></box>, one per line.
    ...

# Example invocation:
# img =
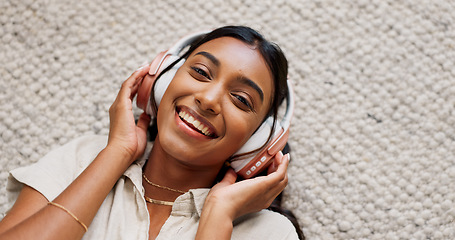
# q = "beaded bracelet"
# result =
<box><xmin>48</xmin><ymin>202</ymin><xmax>88</xmax><ymax>232</ymax></box>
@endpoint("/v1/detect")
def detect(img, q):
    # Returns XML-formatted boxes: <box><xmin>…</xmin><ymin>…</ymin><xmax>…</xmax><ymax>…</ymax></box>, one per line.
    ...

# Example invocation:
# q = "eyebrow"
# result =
<box><xmin>195</xmin><ymin>51</ymin><xmax>264</xmax><ymax>102</ymax></box>
<box><xmin>239</xmin><ymin>76</ymin><xmax>264</xmax><ymax>102</ymax></box>
<box><xmin>195</xmin><ymin>51</ymin><xmax>220</xmax><ymax>67</ymax></box>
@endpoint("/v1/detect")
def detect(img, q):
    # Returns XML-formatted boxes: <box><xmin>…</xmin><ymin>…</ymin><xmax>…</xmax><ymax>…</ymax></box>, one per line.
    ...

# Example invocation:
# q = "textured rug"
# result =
<box><xmin>1</xmin><ymin>0</ymin><xmax>454</xmax><ymax>239</ymax></box>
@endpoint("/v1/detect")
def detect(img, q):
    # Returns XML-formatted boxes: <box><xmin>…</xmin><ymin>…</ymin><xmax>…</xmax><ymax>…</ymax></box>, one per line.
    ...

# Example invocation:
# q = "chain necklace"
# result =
<box><xmin>144</xmin><ymin>195</ymin><xmax>174</xmax><ymax>206</ymax></box>
<box><xmin>142</xmin><ymin>173</ymin><xmax>187</xmax><ymax>194</ymax></box>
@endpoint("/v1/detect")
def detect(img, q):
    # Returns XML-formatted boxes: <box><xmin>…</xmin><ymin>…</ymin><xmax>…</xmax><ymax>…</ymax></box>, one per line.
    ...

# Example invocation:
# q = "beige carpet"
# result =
<box><xmin>1</xmin><ymin>0</ymin><xmax>454</xmax><ymax>238</ymax></box>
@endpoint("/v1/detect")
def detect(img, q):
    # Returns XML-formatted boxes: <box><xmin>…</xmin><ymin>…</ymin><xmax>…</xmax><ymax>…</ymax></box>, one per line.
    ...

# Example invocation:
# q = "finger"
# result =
<box><xmin>274</xmin><ymin>153</ymin><xmax>290</xmax><ymax>178</ymax></box>
<box><xmin>131</xmin><ymin>64</ymin><xmax>151</xmax><ymax>90</ymax></box>
<box><xmin>220</xmin><ymin>168</ymin><xmax>237</xmax><ymax>185</ymax></box>
<box><xmin>130</xmin><ymin>76</ymin><xmax>144</xmax><ymax>100</ymax></box>
<box><xmin>264</xmin><ymin>153</ymin><xmax>289</xmax><ymax>187</ymax></box>
<box><xmin>126</xmin><ymin>64</ymin><xmax>150</xmax><ymax>88</ymax></box>
<box><xmin>267</xmin><ymin>155</ymin><xmax>289</xmax><ymax>196</ymax></box>
<box><xmin>133</xmin><ymin>63</ymin><xmax>151</xmax><ymax>78</ymax></box>
<box><xmin>137</xmin><ymin>113</ymin><xmax>151</xmax><ymax>131</ymax></box>
<box><xmin>117</xmin><ymin>64</ymin><xmax>151</xmax><ymax>100</ymax></box>
<box><xmin>267</xmin><ymin>151</ymin><xmax>283</xmax><ymax>175</ymax></box>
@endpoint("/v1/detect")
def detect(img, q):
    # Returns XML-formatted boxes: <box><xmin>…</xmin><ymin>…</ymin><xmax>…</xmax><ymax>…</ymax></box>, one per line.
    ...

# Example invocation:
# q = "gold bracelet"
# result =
<box><xmin>48</xmin><ymin>202</ymin><xmax>88</xmax><ymax>232</ymax></box>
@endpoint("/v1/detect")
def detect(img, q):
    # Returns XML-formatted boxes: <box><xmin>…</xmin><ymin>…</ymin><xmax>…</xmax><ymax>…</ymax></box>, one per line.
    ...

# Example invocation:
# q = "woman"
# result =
<box><xmin>0</xmin><ymin>26</ymin><xmax>302</xmax><ymax>239</ymax></box>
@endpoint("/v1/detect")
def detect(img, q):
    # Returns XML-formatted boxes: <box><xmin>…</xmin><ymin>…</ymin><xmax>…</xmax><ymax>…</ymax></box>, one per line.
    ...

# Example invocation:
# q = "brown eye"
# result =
<box><xmin>232</xmin><ymin>93</ymin><xmax>253</xmax><ymax>111</ymax></box>
<box><xmin>191</xmin><ymin>66</ymin><xmax>211</xmax><ymax>80</ymax></box>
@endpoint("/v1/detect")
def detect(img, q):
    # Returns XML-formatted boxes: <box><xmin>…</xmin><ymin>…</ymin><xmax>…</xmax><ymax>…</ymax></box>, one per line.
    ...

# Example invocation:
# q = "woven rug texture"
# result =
<box><xmin>1</xmin><ymin>0</ymin><xmax>454</xmax><ymax>239</ymax></box>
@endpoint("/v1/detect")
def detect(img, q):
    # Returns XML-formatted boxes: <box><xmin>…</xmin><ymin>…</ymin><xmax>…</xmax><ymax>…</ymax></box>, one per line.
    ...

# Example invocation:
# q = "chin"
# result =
<box><xmin>156</xmin><ymin>132</ymin><xmax>233</xmax><ymax>169</ymax></box>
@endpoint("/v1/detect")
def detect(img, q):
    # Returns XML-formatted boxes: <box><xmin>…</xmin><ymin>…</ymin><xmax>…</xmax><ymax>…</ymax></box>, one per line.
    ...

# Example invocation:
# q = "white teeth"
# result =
<box><xmin>201</xmin><ymin>126</ymin><xmax>208</xmax><ymax>135</ymax></box>
<box><xmin>193</xmin><ymin>120</ymin><xmax>201</xmax><ymax>129</ymax></box>
<box><xmin>179</xmin><ymin>110</ymin><xmax>212</xmax><ymax>136</ymax></box>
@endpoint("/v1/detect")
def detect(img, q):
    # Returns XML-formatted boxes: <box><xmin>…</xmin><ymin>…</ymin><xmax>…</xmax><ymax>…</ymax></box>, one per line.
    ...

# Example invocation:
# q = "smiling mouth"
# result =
<box><xmin>177</xmin><ymin>108</ymin><xmax>218</xmax><ymax>138</ymax></box>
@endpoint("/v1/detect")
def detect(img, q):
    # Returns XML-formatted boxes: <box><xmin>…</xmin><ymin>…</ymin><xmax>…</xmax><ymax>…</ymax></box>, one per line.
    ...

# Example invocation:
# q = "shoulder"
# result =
<box><xmin>7</xmin><ymin>135</ymin><xmax>108</xmax><ymax>202</ymax></box>
<box><xmin>231</xmin><ymin>209</ymin><xmax>299</xmax><ymax>240</ymax></box>
<box><xmin>23</xmin><ymin>135</ymin><xmax>108</xmax><ymax>176</ymax></box>
<box><xmin>36</xmin><ymin>135</ymin><xmax>107</xmax><ymax>169</ymax></box>
<box><xmin>11</xmin><ymin>134</ymin><xmax>108</xmax><ymax>175</ymax></box>
<box><xmin>48</xmin><ymin>135</ymin><xmax>108</xmax><ymax>164</ymax></box>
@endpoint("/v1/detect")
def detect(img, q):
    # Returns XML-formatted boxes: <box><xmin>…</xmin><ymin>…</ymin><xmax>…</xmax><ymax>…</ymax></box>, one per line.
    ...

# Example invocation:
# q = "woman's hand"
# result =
<box><xmin>210</xmin><ymin>151</ymin><xmax>290</xmax><ymax>219</ymax></box>
<box><xmin>0</xmin><ymin>64</ymin><xmax>154</xmax><ymax>240</ymax></box>
<box><xmin>107</xmin><ymin>64</ymin><xmax>151</xmax><ymax>163</ymax></box>
<box><xmin>196</xmin><ymin>152</ymin><xmax>290</xmax><ymax>239</ymax></box>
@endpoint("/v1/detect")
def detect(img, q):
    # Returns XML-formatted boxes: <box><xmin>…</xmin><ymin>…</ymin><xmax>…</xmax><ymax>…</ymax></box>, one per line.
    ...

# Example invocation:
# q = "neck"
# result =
<box><xmin>142</xmin><ymin>135</ymin><xmax>223</xmax><ymax>201</ymax></box>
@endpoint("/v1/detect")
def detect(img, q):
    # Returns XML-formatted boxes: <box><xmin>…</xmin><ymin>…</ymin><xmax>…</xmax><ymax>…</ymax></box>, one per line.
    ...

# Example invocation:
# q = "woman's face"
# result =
<box><xmin>156</xmin><ymin>37</ymin><xmax>273</xmax><ymax>170</ymax></box>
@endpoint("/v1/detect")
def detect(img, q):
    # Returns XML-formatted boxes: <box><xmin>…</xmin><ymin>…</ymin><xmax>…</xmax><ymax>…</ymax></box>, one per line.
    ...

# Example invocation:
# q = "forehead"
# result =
<box><xmin>189</xmin><ymin>37</ymin><xmax>274</xmax><ymax>102</ymax></box>
<box><xmin>190</xmin><ymin>37</ymin><xmax>266</xmax><ymax>69</ymax></box>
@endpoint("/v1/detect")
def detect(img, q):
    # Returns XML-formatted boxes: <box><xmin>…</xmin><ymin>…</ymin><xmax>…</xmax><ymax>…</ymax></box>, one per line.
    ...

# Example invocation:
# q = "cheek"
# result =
<box><xmin>223</xmin><ymin>111</ymin><xmax>260</xmax><ymax>151</ymax></box>
<box><xmin>155</xmin><ymin>72</ymin><xmax>192</xmax><ymax>118</ymax></box>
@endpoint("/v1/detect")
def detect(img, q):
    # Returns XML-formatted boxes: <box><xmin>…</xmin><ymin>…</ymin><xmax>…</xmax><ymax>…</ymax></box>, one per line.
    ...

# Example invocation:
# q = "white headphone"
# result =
<box><xmin>136</xmin><ymin>30</ymin><xmax>294</xmax><ymax>179</ymax></box>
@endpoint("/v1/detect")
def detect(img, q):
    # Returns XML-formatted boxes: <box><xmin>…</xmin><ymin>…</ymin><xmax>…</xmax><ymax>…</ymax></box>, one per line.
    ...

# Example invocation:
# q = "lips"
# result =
<box><xmin>176</xmin><ymin>106</ymin><xmax>218</xmax><ymax>138</ymax></box>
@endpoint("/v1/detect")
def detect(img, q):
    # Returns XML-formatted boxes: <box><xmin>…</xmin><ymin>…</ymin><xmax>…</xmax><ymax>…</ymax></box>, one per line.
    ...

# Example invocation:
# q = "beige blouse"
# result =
<box><xmin>7</xmin><ymin>135</ymin><xmax>299</xmax><ymax>239</ymax></box>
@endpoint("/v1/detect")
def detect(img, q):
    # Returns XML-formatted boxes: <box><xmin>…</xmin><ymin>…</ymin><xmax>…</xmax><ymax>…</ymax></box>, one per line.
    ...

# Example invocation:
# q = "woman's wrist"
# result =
<box><xmin>203</xmin><ymin>194</ymin><xmax>236</xmax><ymax>221</ymax></box>
<box><xmin>197</xmin><ymin>198</ymin><xmax>234</xmax><ymax>240</ymax></box>
<box><xmin>102</xmin><ymin>144</ymin><xmax>137</xmax><ymax>167</ymax></box>
<box><xmin>203</xmin><ymin>198</ymin><xmax>231</xmax><ymax>219</ymax></box>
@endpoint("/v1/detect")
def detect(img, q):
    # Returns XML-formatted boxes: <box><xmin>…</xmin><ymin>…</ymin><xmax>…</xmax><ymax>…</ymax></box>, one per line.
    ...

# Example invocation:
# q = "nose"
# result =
<box><xmin>194</xmin><ymin>83</ymin><xmax>222</xmax><ymax>115</ymax></box>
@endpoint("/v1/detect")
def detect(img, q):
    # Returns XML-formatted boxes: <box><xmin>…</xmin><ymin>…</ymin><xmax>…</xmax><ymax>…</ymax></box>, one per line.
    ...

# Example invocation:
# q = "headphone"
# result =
<box><xmin>136</xmin><ymin>30</ymin><xmax>294</xmax><ymax>179</ymax></box>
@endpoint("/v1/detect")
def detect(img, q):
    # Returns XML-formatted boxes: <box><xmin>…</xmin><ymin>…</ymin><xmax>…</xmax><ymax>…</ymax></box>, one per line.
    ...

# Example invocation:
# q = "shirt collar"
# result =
<box><xmin>172</xmin><ymin>188</ymin><xmax>210</xmax><ymax>218</ymax></box>
<box><xmin>123</xmin><ymin>141</ymin><xmax>153</xmax><ymax>194</ymax></box>
<box><xmin>123</xmin><ymin>141</ymin><xmax>211</xmax><ymax>218</ymax></box>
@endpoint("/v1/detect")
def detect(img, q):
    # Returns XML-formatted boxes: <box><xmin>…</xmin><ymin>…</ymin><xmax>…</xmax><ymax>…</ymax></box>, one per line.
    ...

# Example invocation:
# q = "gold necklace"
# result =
<box><xmin>144</xmin><ymin>195</ymin><xmax>174</xmax><ymax>206</ymax></box>
<box><xmin>142</xmin><ymin>173</ymin><xmax>186</xmax><ymax>194</ymax></box>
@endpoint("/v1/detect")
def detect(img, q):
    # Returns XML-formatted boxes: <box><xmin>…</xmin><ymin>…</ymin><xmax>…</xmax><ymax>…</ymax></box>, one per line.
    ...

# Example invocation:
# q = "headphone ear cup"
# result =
<box><xmin>136</xmin><ymin>71</ymin><xmax>158</xmax><ymax>116</ymax></box>
<box><xmin>236</xmin><ymin>118</ymin><xmax>273</xmax><ymax>155</ymax></box>
<box><xmin>230</xmin><ymin>116</ymin><xmax>274</xmax><ymax>171</ymax></box>
<box><xmin>137</xmin><ymin>55</ymin><xmax>184</xmax><ymax>117</ymax></box>
<box><xmin>153</xmin><ymin>57</ymin><xmax>184</xmax><ymax>108</ymax></box>
<box><xmin>137</xmin><ymin>51</ymin><xmax>167</xmax><ymax>116</ymax></box>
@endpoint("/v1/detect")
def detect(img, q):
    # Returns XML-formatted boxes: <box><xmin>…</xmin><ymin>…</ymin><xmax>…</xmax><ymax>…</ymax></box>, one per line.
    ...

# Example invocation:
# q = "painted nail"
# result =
<box><xmin>277</xmin><ymin>151</ymin><xmax>283</xmax><ymax>158</ymax></box>
<box><xmin>136</xmin><ymin>62</ymin><xmax>149</xmax><ymax>70</ymax></box>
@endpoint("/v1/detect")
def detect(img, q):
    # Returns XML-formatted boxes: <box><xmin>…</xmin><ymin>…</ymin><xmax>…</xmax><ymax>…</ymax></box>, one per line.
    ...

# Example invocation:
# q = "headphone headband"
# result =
<box><xmin>166</xmin><ymin>31</ymin><xmax>210</xmax><ymax>56</ymax></box>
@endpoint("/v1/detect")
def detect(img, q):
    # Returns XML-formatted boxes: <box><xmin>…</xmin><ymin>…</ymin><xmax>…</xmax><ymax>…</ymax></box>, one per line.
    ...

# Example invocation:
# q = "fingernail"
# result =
<box><xmin>277</xmin><ymin>151</ymin><xmax>283</xmax><ymax>158</ymax></box>
<box><xmin>286</xmin><ymin>153</ymin><xmax>291</xmax><ymax>162</ymax></box>
<box><xmin>137</xmin><ymin>62</ymin><xmax>149</xmax><ymax>70</ymax></box>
